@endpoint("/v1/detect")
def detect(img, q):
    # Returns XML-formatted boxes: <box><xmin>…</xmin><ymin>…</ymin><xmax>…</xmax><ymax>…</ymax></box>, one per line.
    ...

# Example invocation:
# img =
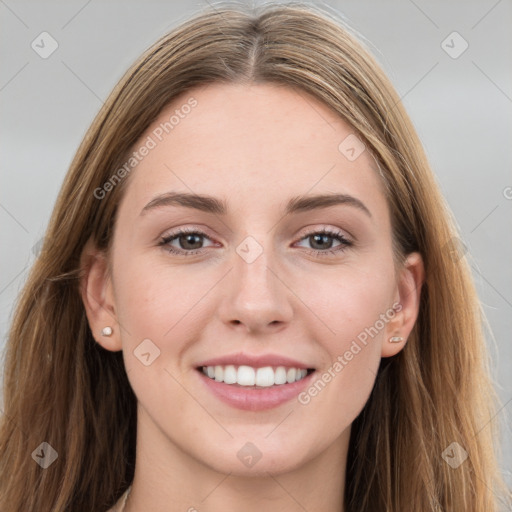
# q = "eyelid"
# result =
<box><xmin>294</xmin><ymin>224</ymin><xmax>353</xmax><ymax>242</ymax></box>
<box><xmin>159</xmin><ymin>225</ymin><xmax>217</xmax><ymax>242</ymax></box>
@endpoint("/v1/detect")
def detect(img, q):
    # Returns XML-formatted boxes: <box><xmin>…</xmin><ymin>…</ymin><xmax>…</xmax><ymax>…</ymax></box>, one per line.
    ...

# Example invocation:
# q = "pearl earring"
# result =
<box><xmin>101</xmin><ymin>326</ymin><xmax>113</xmax><ymax>337</ymax></box>
<box><xmin>389</xmin><ymin>336</ymin><xmax>403</xmax><ymax>343</ymax></box>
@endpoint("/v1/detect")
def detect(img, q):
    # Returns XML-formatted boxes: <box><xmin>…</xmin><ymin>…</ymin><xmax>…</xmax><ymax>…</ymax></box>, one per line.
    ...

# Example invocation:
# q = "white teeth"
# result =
<box><xmin>274</xmin><ymin>366</ymin><xmax>287</xmax><ymax>385</ymax></box>
<box><xmin>237</xmin><ymin>365</ymin><xmax>255</xmax><ymax>386</ymax></box>
<box><xmin>256</xmin><ymin>366</ymin><xmax>274</xmax><ymax>387</ymax></box>
<box><xmin>296</xmin><ymin>369</ymin><xmax>307</xmax><ymax>381</ymax></box>
<box><xmin>223</xmin><ymin>365</ymin><xmax>237</xmax><ymax>384</ymax></box>
<box><xmin>201</xmin><ymin>364</ymin><xmax>311</xmax><ymax>386</ymax></box>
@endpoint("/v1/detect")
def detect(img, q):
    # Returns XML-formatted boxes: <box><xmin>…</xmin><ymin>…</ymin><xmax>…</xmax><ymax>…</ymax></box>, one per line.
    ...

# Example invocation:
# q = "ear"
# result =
<box><xmin>381</xmin><ymin>251</ymin><xmax>424</xmax><ymax>358</ymax></box>
<box><xmin>80</xmin><ymin>238</ymin><xmax>122</xmax><ymax>352</ymax></box>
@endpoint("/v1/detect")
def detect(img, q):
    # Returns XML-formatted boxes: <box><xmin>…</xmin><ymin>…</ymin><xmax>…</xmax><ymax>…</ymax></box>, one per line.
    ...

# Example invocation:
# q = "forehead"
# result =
<box><xmin>118</xmin><ymin>82</ymin><xmax>388</xmax><ymax>222</ymax></box>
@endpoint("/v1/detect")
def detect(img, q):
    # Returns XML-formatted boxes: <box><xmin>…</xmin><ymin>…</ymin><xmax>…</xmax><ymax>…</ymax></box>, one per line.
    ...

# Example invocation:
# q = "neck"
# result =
<box><xmin>125</xmin><ymin>407</ymin><xmax>349</xmax><ymax>512</ymax></box>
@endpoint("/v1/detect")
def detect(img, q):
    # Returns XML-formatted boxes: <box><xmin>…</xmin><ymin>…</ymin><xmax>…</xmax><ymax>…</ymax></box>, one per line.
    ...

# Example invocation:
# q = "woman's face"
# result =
<box><xmin>87</xmin><ymin>82</ymin><xmax>423</xmax><ymax>476</ymax></box>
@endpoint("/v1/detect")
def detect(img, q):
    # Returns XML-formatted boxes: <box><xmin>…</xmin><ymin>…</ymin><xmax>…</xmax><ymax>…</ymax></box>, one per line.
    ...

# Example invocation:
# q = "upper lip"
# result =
<box><xmin>196</xmin><ymin>352</ymin><xmax>315</xmax><ymax>370</ymax></box>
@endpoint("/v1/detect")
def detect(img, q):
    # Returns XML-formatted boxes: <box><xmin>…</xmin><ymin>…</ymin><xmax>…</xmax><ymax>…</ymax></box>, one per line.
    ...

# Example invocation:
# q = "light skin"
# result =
<box><xmin>81</xmin><ymin>82</ymin><xmax>424</xmax><ymax>511</ymax></box>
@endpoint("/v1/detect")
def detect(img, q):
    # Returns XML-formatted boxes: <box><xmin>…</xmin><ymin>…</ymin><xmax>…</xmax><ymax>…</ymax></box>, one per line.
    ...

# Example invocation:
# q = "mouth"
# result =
<box><xmin>197</xmin><ymin>364</ymin><xmax>315</xmax><ymax>388</ymax></box>
<box><xmin>195</xmin><ymin>356</ymin><xmax>317</xmax><ymax>411</ymax></box>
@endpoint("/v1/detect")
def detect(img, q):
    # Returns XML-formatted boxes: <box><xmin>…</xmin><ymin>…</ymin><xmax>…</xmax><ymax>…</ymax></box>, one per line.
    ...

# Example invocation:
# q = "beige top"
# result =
<box><xmin>107</xmin><ymin>486</ymin><xmax>131</xmax><ymax>512</ymax></box>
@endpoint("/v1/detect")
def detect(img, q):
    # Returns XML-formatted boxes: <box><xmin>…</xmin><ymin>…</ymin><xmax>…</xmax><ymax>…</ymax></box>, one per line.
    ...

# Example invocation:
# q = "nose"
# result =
<box><xmin>216</xmin><ymin>239</ymin><xmax>294</xmax><ymax>335</ymax></box>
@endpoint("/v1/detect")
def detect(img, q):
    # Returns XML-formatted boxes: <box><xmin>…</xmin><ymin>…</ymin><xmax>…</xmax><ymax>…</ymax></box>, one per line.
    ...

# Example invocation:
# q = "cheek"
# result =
<box><xmin>295</xmin><ymin>280</ymin><xmax>391</xmax><ymax>438</ymax></box>
<box><xmin>111</xmin><ymin>257</ymin><xmax>204</xmax><ymax>413</ymax></box>
<box><xmin>304</xmin><ymin>261</ymin><xmax>396</xmax><ymax>341</ymax></box>
<box><xmin>113</xmin><ymin>254</ymin><xmax>208</xmax><ymax>337</ymax></box>
<box><xmin>300</xmin><ymin>263</ymin><xmax>395</xmax><ymax>402</ymax></box>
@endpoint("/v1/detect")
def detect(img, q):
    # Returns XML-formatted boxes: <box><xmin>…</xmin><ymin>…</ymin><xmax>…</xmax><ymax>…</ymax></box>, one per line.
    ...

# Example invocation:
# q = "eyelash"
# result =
<box><xmin>158</xmin><ymin>227</ymin><xmax>353</xmax><ymax>258</ymax></box>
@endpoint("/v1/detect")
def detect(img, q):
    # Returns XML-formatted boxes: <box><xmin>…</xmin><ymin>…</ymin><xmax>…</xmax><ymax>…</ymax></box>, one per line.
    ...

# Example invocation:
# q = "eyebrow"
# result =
<box><xmin>140</xmin><ymin>191</ymin><xmax>372</xmax><ymax>218</ymax></box>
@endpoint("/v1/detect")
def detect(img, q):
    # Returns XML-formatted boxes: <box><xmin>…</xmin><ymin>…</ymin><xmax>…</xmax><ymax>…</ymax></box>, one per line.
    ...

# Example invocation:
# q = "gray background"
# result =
<box><xmin>1</xmin><ymin>0</ymin><xmax>511</xmax><ymax>499</ymax></box>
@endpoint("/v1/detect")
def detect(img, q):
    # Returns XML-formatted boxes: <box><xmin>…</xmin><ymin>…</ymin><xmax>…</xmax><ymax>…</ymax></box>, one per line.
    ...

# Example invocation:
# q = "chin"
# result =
<box><xmin>188</xmin><ymin>433</ymin><xmax>312</xmax><ymax>477</ymax></box>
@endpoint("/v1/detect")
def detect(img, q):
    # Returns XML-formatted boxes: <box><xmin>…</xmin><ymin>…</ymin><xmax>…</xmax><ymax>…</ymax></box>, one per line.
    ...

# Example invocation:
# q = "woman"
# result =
<box><xmin>0</xmin><ymin>2</ymin><xmax>509</xmax><ymax>511</ymax></box>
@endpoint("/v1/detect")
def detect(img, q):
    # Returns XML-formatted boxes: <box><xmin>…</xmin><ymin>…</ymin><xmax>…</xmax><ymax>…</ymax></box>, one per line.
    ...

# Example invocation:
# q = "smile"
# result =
<box><xmin>200</xmin><ymin>365</ymin><xmax>313</xmax><ymax>387</ymax></box>
<box><xmin>195</xmin><ymin>353</ymin><xmax>317</xmax><ymax>411</ymax></box>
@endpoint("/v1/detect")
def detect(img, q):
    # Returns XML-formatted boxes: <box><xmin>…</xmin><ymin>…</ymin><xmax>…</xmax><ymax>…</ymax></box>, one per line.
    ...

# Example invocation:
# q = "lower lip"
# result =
<box><xmin>197</xmin><ymin>370</ymin><xmax>316</xmax><ymax>411</ymax></box>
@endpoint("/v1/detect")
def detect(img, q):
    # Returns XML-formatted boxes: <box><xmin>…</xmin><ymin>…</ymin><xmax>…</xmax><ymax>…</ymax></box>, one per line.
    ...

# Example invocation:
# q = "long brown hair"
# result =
<box><xmin>1</xmin><ymin>2</ymin><xmax>509</xmax><ymax>510</ymax></box>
